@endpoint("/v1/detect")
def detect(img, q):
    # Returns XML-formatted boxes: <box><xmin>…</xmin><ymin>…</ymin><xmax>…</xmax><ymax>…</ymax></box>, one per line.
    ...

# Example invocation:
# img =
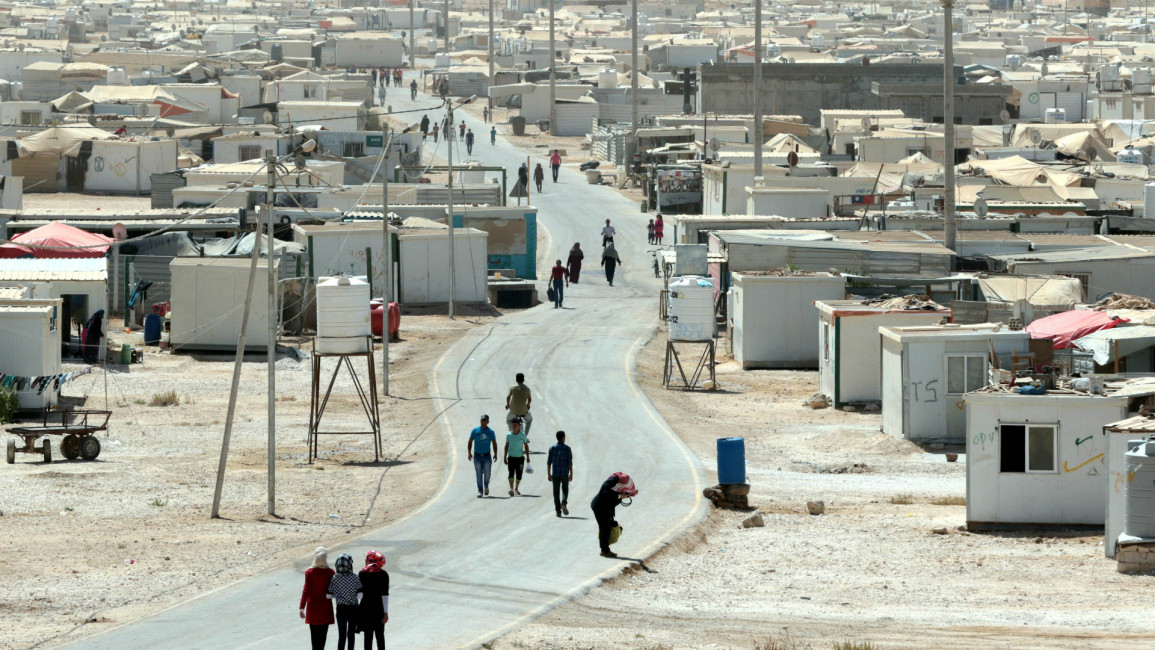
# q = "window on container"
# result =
<box><xmin>946</xmin><ymin>355</ymin><xmax>986</xmax><ymax>394</ymax></box>
<box><xmin>999</xmin><ymin>424</ymin><xmax>1057</xmax><ymax>473</ymax></box>
<box><xmin>20</xmin><ymin>110</ymin><xmax>41</xmax><ymax>125</ymax></box>
<box><xmin>239</xmin><ymin>145</ymin><xmax>262</xmax><ymax>161</ymax></box>
<box><xmin>343</xmin><ymin>142</ymin><xmax>364</xmax><ymax>157</ymax></box>
<box><xmin>822</xmin><ymin>323</ymin><xmax>830</xmax><ymax>362</ymax></box>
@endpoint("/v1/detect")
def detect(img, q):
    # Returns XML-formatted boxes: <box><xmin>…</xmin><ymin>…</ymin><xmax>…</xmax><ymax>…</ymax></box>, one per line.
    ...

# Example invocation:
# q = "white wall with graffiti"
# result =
<box><xmin>85</xmin><ymin>140</ymin><xmax>178</xmax><ymax>194</ymax></box>
<box><xmin>964</xmin><ymin>392</ymin><xmax>1128</xmax><ymax>529</ymax></box>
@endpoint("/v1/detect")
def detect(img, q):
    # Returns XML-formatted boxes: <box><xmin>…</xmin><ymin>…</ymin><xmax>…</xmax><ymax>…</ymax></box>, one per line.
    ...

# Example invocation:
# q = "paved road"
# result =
<box><xmin>63</xmin><ymin>73</ymin><xmax>705</xmax><ymax>649</ymax></box>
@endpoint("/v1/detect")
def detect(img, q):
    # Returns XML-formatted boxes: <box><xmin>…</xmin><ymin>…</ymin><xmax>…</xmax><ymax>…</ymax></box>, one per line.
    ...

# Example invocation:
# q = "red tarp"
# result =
<box><xmin>0</xmin><ymin>222</ymin><xmax>114</xmax><ymax>258</ymax></box>
<box><xmin>1024</xmin><ymin>310</ymin><xmax>1129</xmax><ymax>349</ymax></box>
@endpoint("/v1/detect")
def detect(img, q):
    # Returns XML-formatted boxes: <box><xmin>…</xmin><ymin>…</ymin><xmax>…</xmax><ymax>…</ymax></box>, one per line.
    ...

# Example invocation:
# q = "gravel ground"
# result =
<box><xmin>495</xmin><ymin>330</ymin><xmax>1155</xmax><ymax>650</ymax></box>
<box><xmin>0</xmin><ymin>308</ymin><xmax>499</xmax><ymax>649</ymax></box>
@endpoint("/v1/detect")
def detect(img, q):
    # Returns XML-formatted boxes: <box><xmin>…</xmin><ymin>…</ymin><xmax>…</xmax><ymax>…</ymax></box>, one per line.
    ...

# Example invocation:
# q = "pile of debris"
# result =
<box><xmin>703</xmin><ymin>483</ymin><xmax>751</xmax><ymax>510</ymax></box>
<box><xmin>862</xmin><ymin>294</ymin><xmax>944</xmax><ymax>311</ymax></box>
<box><xmin>1094</xmin><ymin>293</ymin><xmax>1155</xmax><ymax>311</ymax></box>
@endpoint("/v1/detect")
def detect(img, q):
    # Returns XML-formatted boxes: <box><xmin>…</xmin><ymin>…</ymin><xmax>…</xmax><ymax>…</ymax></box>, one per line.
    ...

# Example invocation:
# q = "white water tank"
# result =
<box><xmin>1118</xmin><ymin>146</ymin><xmax>1145</xmax><ymax>165</ymax></box>
<box><xmin>668</xmin><ymin>276</ymin><xmax>716</xmax><ymax>341</ymax></box>
<box><xmin>598</xmin><ymin>69</ymin><xmax>618</xmax><ymax>89</ymax></box>
<box><xmin>1135</xmin><ymin>68</ymin><xmax>1154</xmax><ymax>94</ymax></box>
<box><xmin>316</xmin><ymin>275</ymin><xmax>371</xmax><ymax>354</ymax></box>
<box><xmin>1124</xmin><ymin>438</ymin><xmax>1155</xmax><ymax>538</ymax></box>
<box><xmin>1044</xmin><ymin>108</ymin><xmax>1066</xmax><ymax>124</ymax></box>
<box><xmin>434</xmin><ymin>52</ymin><xmax>451</xmax><ymax>68</ymax></box>
<box><xmin>107</xmin><ymin>67</ymin><xmax>127</xmax><ymax>85</ymax></box>
<box><xmin>1101</xmin><ymin>64</ymin><xmax>1122</xmax><ymax>91</ymax></box>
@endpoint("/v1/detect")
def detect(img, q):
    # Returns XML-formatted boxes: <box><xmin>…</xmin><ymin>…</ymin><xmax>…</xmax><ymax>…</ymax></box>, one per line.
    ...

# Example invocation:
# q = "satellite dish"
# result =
<box><xmin>708</xmin><ymin>137</ymin><xmax>720</xmax><ymax>153</ymax></box>
<box><xmin>261</xmin><ymin>111</ymin><xmax>275</xmax><ymax>124</ymax></box>
<box><xmin>861</xmin><ymin>117</ymin><xmax>872</xmax><ymax>130</ymax></box>
<box><xmin>1030</xmin><ymin>130</ymin><xmax>1042</xmax><ymax>144</ymax></box>
<box><xmin>999</xmin><ymin>109</ymin><xmax>1010</xmax><ymax>122</ymax></box>
<box><xmin>787</xmin><ymin>150</ymin><xmax>799</xmax><ymax>167</ymax></box>
<box><xmin>112</xmin><ymin>223</ymin><xmax>128</xmax><ymax>241</ymax></box>
<box><xmin>974</xmin><ymin>198</ymin><xmax>989</xmax><ymax>218</ymax></box>
<box><xmin>1041</xmin><ymin>62</ymin><xmax>1049</xmax><ymax>76</ymax></box>
<box><xmin>788</xmin><ymin>57</ymin><xmax>796</xmax><ymax>64</ymax></box>
<box><xmin>295</xmin><ymin>154</ymin><xmax>307</xmax><ymax>169</ymax></box>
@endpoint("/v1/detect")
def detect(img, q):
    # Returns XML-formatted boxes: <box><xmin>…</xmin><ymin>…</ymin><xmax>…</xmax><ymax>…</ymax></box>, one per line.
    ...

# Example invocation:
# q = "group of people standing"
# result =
<box><xmin>374</xmin><ymin>68</ymin><xmax>404</xmax><ymax>87</ymax></box>
<box><xmin>647</xmin><ymin>214</ymin><xmax>665</xmax><ymax>245</ymax></box>
<box><xmin>300</xmin><ymin>547</ymin><xmax>390</xmax><ymax>650</ymax></box>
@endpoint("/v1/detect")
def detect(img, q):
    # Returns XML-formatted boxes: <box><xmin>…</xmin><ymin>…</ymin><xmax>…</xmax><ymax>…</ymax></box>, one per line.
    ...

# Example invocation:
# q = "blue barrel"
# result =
<box><xmin>717</xmin><ymin>437</ymin><xmax>746</xmax><ymax>485</ymax></box>
<box><xmin>143</xmin><ymin>313</ymin><xmax>162</xmax><ymax>345</ymax></box>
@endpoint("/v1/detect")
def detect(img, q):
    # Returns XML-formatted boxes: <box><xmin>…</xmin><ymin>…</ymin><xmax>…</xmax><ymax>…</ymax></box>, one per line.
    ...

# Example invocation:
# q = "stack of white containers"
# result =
<box><xmin>667</xmin><ymin>276</ymin><xmax>716</xmax><ymax>341</ymax></box>
<box><xmin>316</xmin><ymin>275</ymin><xmax>371</xmax><ymax>354</ymax></box>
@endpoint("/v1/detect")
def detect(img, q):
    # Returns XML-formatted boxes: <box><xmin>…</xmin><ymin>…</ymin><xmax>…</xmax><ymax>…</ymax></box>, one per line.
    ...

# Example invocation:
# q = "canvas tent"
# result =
<box><xmin>1024</xmin><ymin>310</ymin><xmax>1129</xmax><ymax>349</ymax></box>
<box><xmin>0</xmin><ymin>222</ymin><xmax>113</xmax><ymax>258</ymax></box>
<box><xmin>13</xmin><ymin>125</ymin><xmax>117</xmax><ymax>158</ymax></box>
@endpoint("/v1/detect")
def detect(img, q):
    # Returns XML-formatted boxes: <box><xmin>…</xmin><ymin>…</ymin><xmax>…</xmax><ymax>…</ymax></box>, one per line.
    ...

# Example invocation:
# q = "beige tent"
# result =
<box><xmin>14</xmin><ymin>125</ymin><xmax>117</xmax><ymax>158</ymax></box>
<box><xmin>1053</xmin><ymin>131</ymin><xmax>1116</xmax><ymax>162</ymax></box>
<box><xmin>957</xmin><ymin>155</ymin><xmax>1082</xmax><ymax>187</ymax></box>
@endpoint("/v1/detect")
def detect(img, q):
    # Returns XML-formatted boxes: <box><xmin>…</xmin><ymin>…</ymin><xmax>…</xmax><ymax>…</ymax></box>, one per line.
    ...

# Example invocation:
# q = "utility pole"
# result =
<box><xmin>265</xmin><ymin>152</ymin><xmax>277</xmax><ymax>517</ymax></box>
<box><xmin>631</xmin><ymin>0</ymin><xmax>639</xmax><ymax>137</ymax></box>
<box><xmin>942</xmin><ymin>0</ymin><xmax>957</xmax><ymax>254</ymax></box>
<box><xmin>753</xmin><ymin>0</ymin><xmax>763</xmax><ymax>179</ymax></box>
<box><xmin>381</xmin><ymin>126</ymin><xmax>391</xmax><ymax>395</ymax></box>
<box><xmin>211</xmin><ymin>162</ymin><xmax>265</xmax><ymax>519</ymax></box>
<box><xmin>489</xmin><ymin>0</ymin><xmax>496</xmax><ymax>115</ymax></box>
<box><xmin>549</xmin><ymin>0</ymin><xmax>556</xmax><ymax>134</ymax></box>
<box><xmin>409</xmin><ymin>0</ymin><xmax>415</xmax><ymax>69</ymax></box>
<box><xmin>447</xmin><ymin>100</ymin><xmax>456</xmax><ymax>319</ymax></box>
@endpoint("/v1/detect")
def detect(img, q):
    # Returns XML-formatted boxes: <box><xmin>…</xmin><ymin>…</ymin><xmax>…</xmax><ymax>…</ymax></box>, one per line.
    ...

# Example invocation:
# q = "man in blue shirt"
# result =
<box><xmin>547</xmin><ymin>430</ymin><xmax>574</xmax><ymax>517</ymax></box>
<box><xmin>467</xmin><ymin>414</ymin><xmax>498</xmax><ymax>498</ymax></box>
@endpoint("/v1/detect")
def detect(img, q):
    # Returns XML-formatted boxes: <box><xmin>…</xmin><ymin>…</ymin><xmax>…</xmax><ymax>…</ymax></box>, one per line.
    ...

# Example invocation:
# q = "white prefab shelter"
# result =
<box><xmin>169</xmin><ymin>257</ymin><xmax>280</xmax><ymax>350</ymax></box>
<box><xmin>880</xmin><ymin>324</ymin><xmax>1030</xmax><ymax>444</ymax></box>
<box><xmin>0</xmin><ymin>257</ymin><xmax>108</xmax><ymax>339</ymax></box>
<box><xmin>730</xmin><ymin>272</ymin><xmax>845</xmax><ymax>369</ymax></box>
<box><xmin>816</xmin><ymin>300</ymin><xmax>951</xmax><ymax>407</ymax></box>
<box><xmin>965</xmin><ymin>390</ymin><xmax>1128</xmax><ymax>530</ymax></box>
<box><xmin>397</xmin><ymin>228</ymin><xmax>488</xmax><ymax>304</ymax></box>
<box><xmin>0</xmin><ymin>299</ymin><xmax>61</xmax><ymax>409</ymax></box>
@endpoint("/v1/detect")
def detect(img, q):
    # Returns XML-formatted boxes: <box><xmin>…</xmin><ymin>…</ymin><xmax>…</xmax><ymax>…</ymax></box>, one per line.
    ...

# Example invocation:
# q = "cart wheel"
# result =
<box><xmin>79</xmin><ymin>436</ymin><xmax>101</xmax><ymax>461</ymax></box>
<box><xmin>42</xmin><ymin>439</ymin><xmax>52</xmax><ymax>463</ymax></box>
<box><xmin>61</xmin><ymin>435</ymin><xmax>81</xmax><ymax>460</ymax></box>
<box><xmin>6</xmin><ymin>439</ymin><xmax>14</xmax><ymax>464</ymax></box>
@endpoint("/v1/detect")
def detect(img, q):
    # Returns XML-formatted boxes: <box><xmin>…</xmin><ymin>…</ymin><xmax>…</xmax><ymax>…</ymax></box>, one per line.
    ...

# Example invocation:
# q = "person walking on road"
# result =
<box><xmin>490</xmin><ymin>126</ymin><xmax>496</xmax><ymax>145</ymax></box>
<box><xmin>647</xmin><ymin>219</ymin><xmax>656</xmax><ymax>245</ymax></box>
<box><xmin>505</xmin><ymin>373</ymin><xmax>532</xmax><ymax>437</ymax></box>
<box><xmin>459</xmin><ymin>120</ymin><xmax>466</xmax><ymax>139</ymax></box>
<box><xmin>483</xmin><ymin>106</ymin><xmax>489</xmax><ymax>122</ymax></box>
<box><xmin>547</xmin><ymin>431</ymin><xmax>573</xmax><ymax>517</ymax></box>
<box><xmin>468</xmin><ymin>414</ymin><xmax>498</xmax><ymax>497</ymax></box>
<box><xmin>327</xmin><ymin>554</ymin><xmax>362</xmax><ymax>650</ymax></box>
<box><xmin>431</xmin><ymin>123</ymin><xmax>439</xmax><ymax>142</ymax></box>
<box><xmin>550</xmin><ymin>149</ymin><xmax>562</xmax><ymax>182</ymax></box>
<box><xmin>420</xmin><ymin>114</ymin><xmax>430</xmax><ymax>140</ymax></box>
<box><xmin>300</xmin><ymin>547</ymin><xmax>335</xmax><ymax>650</ymax></box>
<box><xmin>377</xmin><ymin>84</ymin><xmax>385</xmax><ymax>105</ymax></box>
<box><xmin>517</xmin><ymin>163</ymin><xmax>529</xmax><ymax>204</ymax></box>
<box><xmin>410</xmin><ymin>79</ymin><xmax>418</xmax><ymax>100</ymax></box>
<box><xmin>504</xmin><ymin>418</ymin><xmax>530</xmax><ymax>496</ymax></box>
<box><xmin>550</xmin><ymin>259</ymin><xmax>568</xmax><ymax>308</ymax></box>
<box><xmin>533</xmin><ymin>163</ymin><xmax>545</xmax><ymax>193</ymax></box>
<box><xmin>465</xmin><ymin>129</ymin><xmax>475</xmax><ymax>155</ymax></box>
<box><xmin>566</xmin><ymin>242</ymin><xmax>584</xmax><ymax>284</ymax></box>
<box><xmin>591</xmin><ymin>472</ymin><xmax>638</xmax><ymax>558</ymax></box>
<box><xmin>443</xmin><ymin>117</ymin><xmax>451</xmax><ymax>140</ymax></box>
<box><xmin>654</xmin><ymin>213</ymin><xmax>665</xmax><ymax>244</ymax></box>
<box><xmin>601</xmin><ymin>242</ymin><xmax>622</xmax><ymax>286</ymax></box>
<box><xmin>358</xmin><ymin>551</ymin><xmax>390</xmax><ymax>650</ymax></box>
<box><xmin>601</xmin><ymin>219</ymin><xmax>615</xmax><ymax>248</ymax></box>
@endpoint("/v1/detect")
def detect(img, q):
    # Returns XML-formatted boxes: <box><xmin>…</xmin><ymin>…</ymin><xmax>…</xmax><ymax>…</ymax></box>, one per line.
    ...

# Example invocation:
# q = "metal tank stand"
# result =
<box><xmin>307</xmin><ymin>336</ymin><xmax>381</xmax><ymax>463</ymax></box>
<box><xmin>663</xmin><ymin>339</ymin><xmax>716</xmax><ymax>390</ymax></box>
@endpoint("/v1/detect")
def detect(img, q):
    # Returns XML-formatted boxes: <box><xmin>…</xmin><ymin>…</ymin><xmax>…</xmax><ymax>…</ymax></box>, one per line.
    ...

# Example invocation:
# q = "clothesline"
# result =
<box><xmin>0</xmin><ymin>366</ymin><xmax>96</xmax><ymax>395</ymax></box>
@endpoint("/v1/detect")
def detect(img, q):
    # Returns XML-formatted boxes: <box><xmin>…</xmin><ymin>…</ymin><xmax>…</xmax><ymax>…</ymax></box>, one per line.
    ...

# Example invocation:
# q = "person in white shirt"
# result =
<box><xmin>601</xmin><ymin>219</ymin><xmax>616</xmax><ymax>248</ymax></box>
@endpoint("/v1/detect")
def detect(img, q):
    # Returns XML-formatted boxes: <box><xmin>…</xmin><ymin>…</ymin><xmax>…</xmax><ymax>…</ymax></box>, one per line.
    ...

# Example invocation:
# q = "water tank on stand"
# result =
<box><xmin>598</xmin><ymin>69</ymin><xmax>618</xmax><ymax>89</ymax></box>
<box><xmin>1134</xmin><ymin>68</ymin><xmax>1154</xmax><ymax>95</ymax></box>
<box><xmin>667</xmin><ymin>275</ymin><xmax>716</xmax><ymax>341</ymax></box>
<box><xmin>316</xmin><ymin>275</ymin><xmax>371</xmax><ymax>354</ymax></box>
<box><xmin>1124</xmin><ymin>438</ymin><xmax>1155</xmax><ymax>539</ymax></box>
<box><xmin>1100</xmin><ymin>64</ymin><xmax>1122</xmax><ymax>92</ymax></box>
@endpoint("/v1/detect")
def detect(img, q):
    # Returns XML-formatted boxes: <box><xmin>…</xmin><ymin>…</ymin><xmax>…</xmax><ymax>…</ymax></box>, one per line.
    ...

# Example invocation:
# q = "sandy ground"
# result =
<box><xmin>494</xmin><ymin>330</ymin><xmax>1155</xmax><ymax>649</ymax></box>
<box><xmin>0</xmin><ymin>307</ymin><xmax>500</xmax><ymax>650</ymax></box>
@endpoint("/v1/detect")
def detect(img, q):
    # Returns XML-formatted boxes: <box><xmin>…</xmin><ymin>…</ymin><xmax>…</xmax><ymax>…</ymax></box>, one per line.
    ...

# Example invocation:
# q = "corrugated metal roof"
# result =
<box><xmin>1105</xmin><ymin>414</ymin><xmax>1155</xmax><ymax>432</ymax></box>
<box><xmin>0</xmin><ymin>286</ymin><xmax>29</xmax><ymax>299</ymax></box>
<box><xmin>0</xmin><ymin>257</ymin><xmax>108</xmax><ymax>281</ymax></box>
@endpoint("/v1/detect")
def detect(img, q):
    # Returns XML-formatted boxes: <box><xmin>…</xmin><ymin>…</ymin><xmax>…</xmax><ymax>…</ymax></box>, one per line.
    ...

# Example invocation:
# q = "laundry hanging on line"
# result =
<box><xmin>0</xmin><ymin>366</ymin><xmax>96</xmax><ymax>395</ymax></box>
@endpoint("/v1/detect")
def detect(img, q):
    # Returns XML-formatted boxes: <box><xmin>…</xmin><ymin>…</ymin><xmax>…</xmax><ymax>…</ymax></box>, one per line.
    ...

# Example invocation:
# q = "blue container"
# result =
<box><xmin>143</xmin><ymin>313</ymin><xmax>162</xmax><ymax>345</ymax></box>
<box><xmin>717</xmin><ymin>437</ymin><xmax>746</xmax><ymax>485</ymax></box>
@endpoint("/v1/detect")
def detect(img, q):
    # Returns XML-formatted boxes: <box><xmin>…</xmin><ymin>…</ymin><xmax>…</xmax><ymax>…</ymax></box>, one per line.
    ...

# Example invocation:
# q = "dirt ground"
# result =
<box><xmin>494</xmin><ymin>330</ymin><xmax>1155</xmax><ymax>650</ymax></box>
<box><xmin>0</xmin><ymin>307</ymin><xmax>499</xmax><ymax>650</ymax></box>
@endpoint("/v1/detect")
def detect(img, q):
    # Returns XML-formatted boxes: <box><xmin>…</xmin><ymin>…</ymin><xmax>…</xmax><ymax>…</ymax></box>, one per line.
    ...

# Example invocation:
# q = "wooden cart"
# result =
<box><xmin>6</xmin><ymin>410</ymin><xmax>111</xmax><ymax>464</ymax></box>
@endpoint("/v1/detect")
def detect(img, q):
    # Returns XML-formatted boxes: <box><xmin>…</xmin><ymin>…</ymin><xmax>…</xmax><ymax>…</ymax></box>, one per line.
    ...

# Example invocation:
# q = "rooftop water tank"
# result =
<box><xmin>1044</xmin><ymin>108</ymin><xmax>1066</xmax><ymax>124</ymax></box>
<box><xmin>1118</xmin><ymin>146</ymin><xmax>1145</xmax><ymax>165</ymax></box>
<box><xmin>1124</xmin><ymin>438</ymin><xmax>1155</xmax><ymax>539</ymax></box>
<box><xmin>598</xmin><ymin>69</ymin><xmax>618</xmax><ymax>89</ymax></box>
<box><xmin>316</xmin><ymin>275</ymin><xmax>371</xmax><ymax>354</ymax></box>
<box><xmin>1134</xmin><ymin>68</ymin><xmax>1154</xmax><ymax>95</ymax></box>
<box><xmin>667</xmin><ymin>275</ymin><xmax>715</xmax><ymax>341</ymax></box>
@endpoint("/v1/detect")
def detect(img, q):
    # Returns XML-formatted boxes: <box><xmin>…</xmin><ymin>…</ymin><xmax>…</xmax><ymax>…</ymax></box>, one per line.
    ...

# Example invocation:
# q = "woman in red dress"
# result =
<box><xmin>299</xmin><ymin>546</ymin><xmax>335</xmax><ymax>649</ymax></box>
<box><xmin>654</xmin><ymin>214</ymin><xmax>665</xmax><ymax>244</ymax></box>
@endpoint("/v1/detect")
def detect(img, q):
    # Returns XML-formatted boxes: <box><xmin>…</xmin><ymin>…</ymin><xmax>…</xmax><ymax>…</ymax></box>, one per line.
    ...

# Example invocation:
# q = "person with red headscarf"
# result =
<box><xmin>590</xmin><ymin>472</ymin><xmax>638</xmax><ymax>558</ymax></box>
<box><xmin>358</xmin><ymin>551</ymin><xmax>390</xmax><ymax>650</ymax></box>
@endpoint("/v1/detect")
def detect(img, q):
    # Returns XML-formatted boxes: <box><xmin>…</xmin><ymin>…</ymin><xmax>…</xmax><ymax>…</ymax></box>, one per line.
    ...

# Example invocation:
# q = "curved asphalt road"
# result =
<box><xmin>62</xmin><ymin>71</ymin><xmax>705</xmax><ymax>649</ymax></box>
